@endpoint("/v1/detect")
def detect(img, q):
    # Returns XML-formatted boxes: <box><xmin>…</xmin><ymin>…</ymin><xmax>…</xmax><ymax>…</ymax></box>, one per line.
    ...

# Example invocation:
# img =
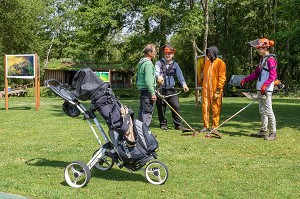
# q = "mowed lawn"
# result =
<box><xmin>0</xmin><ymin>95</ymin><xmax>299</xmax><ymax>199</ymax></box>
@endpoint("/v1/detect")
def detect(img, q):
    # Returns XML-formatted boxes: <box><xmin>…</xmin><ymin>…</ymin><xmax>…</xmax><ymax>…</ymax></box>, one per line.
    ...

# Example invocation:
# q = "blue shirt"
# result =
<box><xmin>155</xmin><ymin>58</ymin><xmax>186</xmax><ymax>89</ymax></box>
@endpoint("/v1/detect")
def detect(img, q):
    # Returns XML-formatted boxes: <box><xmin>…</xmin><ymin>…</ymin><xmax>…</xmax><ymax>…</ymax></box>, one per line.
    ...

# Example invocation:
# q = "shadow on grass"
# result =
<box><xmin>25</xmin><ymin>158</ymin><xmax>68</xmax><ymax>168</ymax></box>
<box><xmin>0</xmin><ymin>106</ymin><xmax>32</xmax><ymax>110</ymax></box>
<box><xmin>92</xmin><ymin>168</ymin><xmax>145</xmax><ymax>182</ymax></box>
<box><xmin>25</xmin><ymin>158</ymin><xmax>146</xmax><ymax>183</ymax></box>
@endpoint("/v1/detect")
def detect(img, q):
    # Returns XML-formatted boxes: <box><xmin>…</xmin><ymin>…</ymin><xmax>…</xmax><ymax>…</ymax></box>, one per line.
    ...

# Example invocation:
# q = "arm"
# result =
<box><xmin>243</xmin><ymin>66</ymin><xmax>260</xmax><ymax>82</ymax></box>
<box><xmin>263</xmin><ymin>58</ymin><xmax>277</xmax><ymax>86</ymax></box>
<box><xmin>155</xmin><ymin>61</ymin><xmax>161</xmax><ymax>77</ymax></box>
<box><xmin>175</xmin><ymin>63</ymin><xmax>187</xmax><ymax>86</ymax></box>
<box><xmin>144</xmin><ymin>62</ymin><xmax>156</xmax><ymax>96</ymax></box>
<box><xmin>217</xmin><ymin>60</ymin><xmax>226</xmax><ymax>90</ymax></box>
<box><xmin>175</xmin><ymin>63</ymin><xmax>189</xmax><ymax>92</ymax></box>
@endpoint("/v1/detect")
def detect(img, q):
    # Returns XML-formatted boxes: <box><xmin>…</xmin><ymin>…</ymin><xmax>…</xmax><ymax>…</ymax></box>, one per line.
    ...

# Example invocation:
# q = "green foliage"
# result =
<box><xmin>0</xmin><ymin>0</ymin><xmax>299</xmax><ymax>94</ymax></box>
<box><xmin>170</xmin><ymin>34</ymin><xmax>195</xmax><ymax>85</ymax></box>
<box><xmin>178</xmin><ymin>4</ymin><xmax>204</xmax><ymax>39</ymax></box>
<box><xmin>208</xmin><ymin>0</ymin><xmax>300</xmax><ymax>91</ymax></box>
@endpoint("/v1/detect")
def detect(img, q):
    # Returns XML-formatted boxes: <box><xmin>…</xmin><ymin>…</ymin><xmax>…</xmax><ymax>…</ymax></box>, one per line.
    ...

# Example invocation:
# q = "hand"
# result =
<box><xmin>214</xmin><ymin>91</ymin><xmax>221</xmax><ymax>100</ymax></box>
<box><xmin>182</xmin><ymin>84</ymin><xmax>189</xmax><ymax>93</ymax></box>
<box><xmin>240</xmin><ymin>79</ymin><xmax>246</xmax><ymax>87</ymax></box>
<box><xmin>156</xmin><ymin>75</ymin><xmax>164</xmax><ymax>86</ymax></box>
<box><xmin>260</xmin><ymin>84</ymin><xmax>267</xmax><ymax>95</ymax></box>
<box><xmin>151</xmin><ymin>95</ymin><xmax>157</xmax><ymax>102</ymax></box>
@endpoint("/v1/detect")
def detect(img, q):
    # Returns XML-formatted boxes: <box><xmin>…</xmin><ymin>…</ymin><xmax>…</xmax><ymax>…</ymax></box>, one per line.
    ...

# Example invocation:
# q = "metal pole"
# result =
<box><xmin>155</xmin><ymin>90</ymin><xmax>197</xmax><ymax>134</ymax></box>
<box><xmin>209</xmin><ymin>99</ymin><xmax>257</xmax><ymax>134</ymax></box>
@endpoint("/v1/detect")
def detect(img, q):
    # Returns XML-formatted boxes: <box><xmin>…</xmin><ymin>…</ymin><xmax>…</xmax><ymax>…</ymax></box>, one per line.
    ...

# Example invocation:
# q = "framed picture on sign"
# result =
<box><xmin>6</xmin><ymin>54</ymin><xmax>35</xmax><ymax>79</ymax></box>
<box><xmin>94</xmin><ymin>71</ymin><xmax>110</xmax><ymax>82</ymax></box>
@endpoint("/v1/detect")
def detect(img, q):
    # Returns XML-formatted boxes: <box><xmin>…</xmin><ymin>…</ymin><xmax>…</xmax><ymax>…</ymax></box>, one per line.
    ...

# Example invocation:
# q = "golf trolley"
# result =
<box><xmin>46</xmin><ymin>79</ymin><xmax>168</xmax><ymax>188</ymax></box>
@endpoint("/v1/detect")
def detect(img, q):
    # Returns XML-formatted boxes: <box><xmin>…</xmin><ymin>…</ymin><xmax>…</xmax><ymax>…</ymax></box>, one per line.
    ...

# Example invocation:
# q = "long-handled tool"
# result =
<box><xmin>206</xmin><ymin>92</ymin><xmax>257</xmax><ymax>138</ymax></box>
<box><xmin>155</xmin><ymin>90</ymin><xmax>198</xmax><ymax>136</ymax></box>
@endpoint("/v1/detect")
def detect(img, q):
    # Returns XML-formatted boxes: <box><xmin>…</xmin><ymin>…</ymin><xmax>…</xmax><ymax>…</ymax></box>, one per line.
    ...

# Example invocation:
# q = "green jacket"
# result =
<box><xmin>136</xmin><ymin>57</ymin><xmax>156</xmax><ymax>96</ymax></box>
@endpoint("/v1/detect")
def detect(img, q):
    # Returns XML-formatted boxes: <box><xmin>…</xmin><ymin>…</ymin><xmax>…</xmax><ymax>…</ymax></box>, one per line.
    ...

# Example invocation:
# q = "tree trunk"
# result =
<box><xmin>202</xmin><ymin>0</ymin><xmax>209</xmax><ymax>52</ymax></box>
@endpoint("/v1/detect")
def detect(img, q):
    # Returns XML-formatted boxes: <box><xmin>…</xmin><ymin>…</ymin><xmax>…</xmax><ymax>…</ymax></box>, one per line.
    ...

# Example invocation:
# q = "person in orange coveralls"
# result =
<box><xmin>200</xmin><ymin>46</ymin><xmax>226</xmax><ymax>138</ymax></box>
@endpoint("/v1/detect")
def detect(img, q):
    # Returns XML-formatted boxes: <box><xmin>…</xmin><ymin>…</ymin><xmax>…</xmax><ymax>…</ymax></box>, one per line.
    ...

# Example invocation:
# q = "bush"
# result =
<box><xmin>27</xmin><ymin>86</ymin><xmax>58</xmax><ymax>98</ymax></box>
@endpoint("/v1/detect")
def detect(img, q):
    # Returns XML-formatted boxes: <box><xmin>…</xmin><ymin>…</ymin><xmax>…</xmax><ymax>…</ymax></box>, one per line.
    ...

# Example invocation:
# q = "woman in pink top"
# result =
<box><xmin>241</xmin><ymin>38</ymin><xmax>277</xmax><ymax>141</ymax></box>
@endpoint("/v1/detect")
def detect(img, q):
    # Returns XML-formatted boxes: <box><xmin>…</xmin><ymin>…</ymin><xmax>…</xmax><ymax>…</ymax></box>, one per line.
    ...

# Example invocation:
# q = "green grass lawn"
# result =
<box><xmin>0</xmin><ymin>96</ymin><xmax>299</xmax><ymax>198</ymax></box>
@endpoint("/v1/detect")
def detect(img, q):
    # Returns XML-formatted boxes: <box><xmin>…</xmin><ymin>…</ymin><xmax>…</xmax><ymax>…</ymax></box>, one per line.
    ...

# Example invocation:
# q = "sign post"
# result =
<box><xmin>195</xmin><ymin>55</ymin><xmax>206</xmax><ymax>106</ymax></box>
<box><xmin>4</xmin><ymin>54</ymin><xmax>40</xmax><ymax>111</ymax></box>
<box><xmin>4</xmin><ymin>54</ymin><xmax>8</xmax><ymax>110</ymax></box>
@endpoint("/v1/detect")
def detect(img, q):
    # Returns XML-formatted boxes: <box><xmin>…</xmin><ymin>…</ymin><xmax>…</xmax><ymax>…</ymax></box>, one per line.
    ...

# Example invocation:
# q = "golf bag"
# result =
<box><xmin>109</xmin><ymin>119</ymin><xmax>158</xmax><ymax>165</ymax></box>
<box><xmin>71</xmin><ymin>68</ymin><xmax>132</xmax><ymax>135</ymax></box>
<box><xmin>70</xmin><ymin>68</ymin><xmax>158</xmax><ymax>164</ymax></box>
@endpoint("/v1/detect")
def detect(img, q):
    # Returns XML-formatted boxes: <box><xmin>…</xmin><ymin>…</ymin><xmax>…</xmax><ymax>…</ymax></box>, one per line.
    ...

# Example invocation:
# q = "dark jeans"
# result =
<box><xmin>156</xmin><ymin>88</ymin><xmax>181</xmax><ymax>128</ymax></box>
<box><xmin>138</xmin><ymin>89</ymin><xmax>154</xmax><ymax>127</ymax></box>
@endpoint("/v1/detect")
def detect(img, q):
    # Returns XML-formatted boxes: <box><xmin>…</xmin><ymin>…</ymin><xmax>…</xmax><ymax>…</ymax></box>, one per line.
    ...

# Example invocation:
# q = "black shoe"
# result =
<box><xmin>264</xmin><ymin>133</ymin><xmax>276</xmax><ymax>141</ymax></box>
<box><xmin>250</xmin><ymin>130</ymin><xmax>267</xmax><ymax>138</ymax></box>
<box><xmin>175</xmin><ymin>126</ymin><xmax>190</xmax><ymax>131</ymax></box>
<box><xmin>160</xmin><ymin>126</ymin><xmax>168</xmax><ymax>130</ymax></box>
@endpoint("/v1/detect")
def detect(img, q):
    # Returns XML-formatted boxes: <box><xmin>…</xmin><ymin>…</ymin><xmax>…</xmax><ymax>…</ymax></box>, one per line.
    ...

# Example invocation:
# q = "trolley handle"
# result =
<box><xmin>46</xmin><ymin>79</ymin><xmax>77</xmax><ymax>102</ymax></box>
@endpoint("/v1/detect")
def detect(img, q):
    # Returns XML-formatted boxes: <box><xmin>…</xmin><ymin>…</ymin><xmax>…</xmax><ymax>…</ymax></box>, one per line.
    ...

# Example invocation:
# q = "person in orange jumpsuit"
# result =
<box><xmin>200</xmin><ymin>46</ymin><xmax>226</xmax><ymax>138</ymax></box>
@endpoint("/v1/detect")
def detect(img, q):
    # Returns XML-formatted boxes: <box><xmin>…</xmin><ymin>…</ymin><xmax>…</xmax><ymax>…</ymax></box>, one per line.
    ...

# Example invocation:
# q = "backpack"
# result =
<box><xmin>257</xmin><ymin>54</ymin><xmax>277</xmax><ymax>81</ymax></box>
<box><xmin>159</xmin><ymin>59</ymin><xmax>176</xmax><ymax>86</ymax></box>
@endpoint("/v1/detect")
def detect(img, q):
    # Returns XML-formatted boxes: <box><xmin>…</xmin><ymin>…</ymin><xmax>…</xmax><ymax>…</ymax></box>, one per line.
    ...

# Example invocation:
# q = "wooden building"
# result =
<box><xmin>44</xmin><ymin>61</ymin><xmax>134</xmax><ymax>88</ymax></box>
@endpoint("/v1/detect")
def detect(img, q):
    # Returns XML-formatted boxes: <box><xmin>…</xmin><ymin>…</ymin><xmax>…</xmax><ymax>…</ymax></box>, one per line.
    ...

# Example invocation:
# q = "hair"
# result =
<box><xmin>143</xmin><ymin>44</ymin><xmax>156</xmax><ymax>54</ymax></box>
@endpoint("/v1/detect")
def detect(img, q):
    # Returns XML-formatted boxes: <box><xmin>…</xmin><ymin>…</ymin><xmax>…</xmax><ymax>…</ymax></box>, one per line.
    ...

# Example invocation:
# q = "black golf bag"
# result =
<box><xmin>109</xmin><ymin>120</ymin><xmax>158</xmax><ymax>167</ymax></box>
<box><xmin>71</xmin><ymin>68</ymin><xmax>132</xmax><ymax>135</ymax></box>
<box><xmin>70</xmin><ymin>68</ymin><xmax>158</xmax><ymax>165</ymax></box>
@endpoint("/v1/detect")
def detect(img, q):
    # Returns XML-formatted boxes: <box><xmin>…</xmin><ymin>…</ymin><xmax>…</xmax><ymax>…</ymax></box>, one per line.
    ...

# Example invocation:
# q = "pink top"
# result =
<box><xmin>244</xmin><ymin>57</ymin><xmax>277</xmax><ymax>87</ymax></box>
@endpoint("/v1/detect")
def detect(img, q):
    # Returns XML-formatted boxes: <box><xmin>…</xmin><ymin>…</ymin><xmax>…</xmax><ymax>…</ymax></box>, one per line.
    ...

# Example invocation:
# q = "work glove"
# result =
<box><xmin>182</xmin><ymin>84</ymin><xmax>189</xmax><ymax>93</ymax></box>
<box><xmin>240</xmin><ymin>79</ymin><xmax>246</xmax><ymax>87</ymax></box>
<box><xmin>156</xmin><ymin>75</ymin><xmax>164</xmax><ymax>86</ymax></box>
<box><xmin>214</xmin><ymin>89</ymin><xmax>221</xmax><ymax>100</ymax></box>
<box><xmin>260</xmin><ymin>84</ymin><xmax>267</xmax><ymax>95</ymax></box>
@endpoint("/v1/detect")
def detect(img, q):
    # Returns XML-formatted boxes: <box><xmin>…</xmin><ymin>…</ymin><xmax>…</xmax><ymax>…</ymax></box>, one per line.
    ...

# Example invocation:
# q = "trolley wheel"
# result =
<box><xmin>92</xmin><ymin>150</ymin><xmax>114</xmax><ymax>171</ymax></box>
<box><xmin>145</xmin><ymin>161</ymin><xmax>169</xmax><ymax>185</ymax></box>
<box><xmin>64</xmin><ymin>161</ymin><xmax>91</xmax><ymax>188</ymax></box>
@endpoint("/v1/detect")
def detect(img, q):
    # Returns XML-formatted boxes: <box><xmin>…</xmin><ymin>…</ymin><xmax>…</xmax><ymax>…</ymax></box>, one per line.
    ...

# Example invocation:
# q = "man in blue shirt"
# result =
<box><xmin>155</xmin><ymin>44</ymin><xmax>189</xmax><ymax>131</ymax></box>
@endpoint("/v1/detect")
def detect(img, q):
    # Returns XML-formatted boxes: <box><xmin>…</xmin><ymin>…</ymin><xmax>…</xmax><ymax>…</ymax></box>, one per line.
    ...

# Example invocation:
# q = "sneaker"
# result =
<box><xmin>211</xmin><ymin>130</ymin><xmax>222</xmax><ymax>139</ymax></box>
<box><xmin>250</xmin><ymin>130</ymin><xmax>267</xmax><ymax>138</ymax></box>
<box><xmin>160</xmin><ymin>126</ymin><xmax>168</xmax><ymax>130</ymax></box>
<box><xmin>175</xmin><ymin>126</ymin><xmax>190</xmax><ymax>131</ymax></box>
<box><xmin>264</xmin><ymin>133</ymin><xmax>276</xmax><ymax>141</ymax></box>
<box><xmin>199</xmin><ymin>127</ymin><xmax>209</xmax><ymax>133</ymax></box>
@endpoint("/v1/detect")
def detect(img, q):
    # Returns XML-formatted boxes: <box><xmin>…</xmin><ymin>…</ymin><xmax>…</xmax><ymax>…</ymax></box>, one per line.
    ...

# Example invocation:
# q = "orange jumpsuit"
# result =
<box><xmin>202</xmin><ymin>57</ymin><xmax>226</xmax><ymax>129</ymax></box>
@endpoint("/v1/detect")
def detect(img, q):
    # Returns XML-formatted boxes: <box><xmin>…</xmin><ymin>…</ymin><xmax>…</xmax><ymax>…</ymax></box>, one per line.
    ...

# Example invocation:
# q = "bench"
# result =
<box><xmin>0</xmin><ymin>89</ymin><xmax>28</xmax><ymax>98</ymax></box>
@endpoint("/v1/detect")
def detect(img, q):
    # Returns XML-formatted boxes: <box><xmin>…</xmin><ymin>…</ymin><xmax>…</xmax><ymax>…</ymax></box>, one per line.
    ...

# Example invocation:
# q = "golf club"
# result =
<box><xmin>206</xmin><ymin>92</ymin><xmax>258</xmax><ymax>138</ymax></box>
<box><xmin>155</xmin><ymin>90</ymin><xmax>197</xmax><ymax>136</ymax></box>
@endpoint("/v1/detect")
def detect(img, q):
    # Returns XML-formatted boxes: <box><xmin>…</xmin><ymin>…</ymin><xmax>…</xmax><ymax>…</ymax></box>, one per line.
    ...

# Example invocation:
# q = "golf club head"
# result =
<box><xmin>242</xmin><ymin>92</ymin><xmax>257</xmax><ymax>99</ymax></box>
<box><xmin>242</xmin><ymin>92</ymin><xmax>267</xmax><ymax>100</ymax></box>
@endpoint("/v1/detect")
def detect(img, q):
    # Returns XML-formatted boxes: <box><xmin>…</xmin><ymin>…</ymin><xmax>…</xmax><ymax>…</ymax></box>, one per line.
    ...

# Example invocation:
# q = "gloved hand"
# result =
<box><xmin>182</xmin><ymin>84</ymin><xmax>189</xmax><ymax>93</ymax></box>
<box><xmin>260</xmin><ymin>84</ymin><xmax>267</xmax><ymax>95</ymax></box>
<box><xmin>156</xmin><ymin>75</ymin><xmax>164</xmax><ymax>86</ymax></box>
<box><xmin>214</xmin><ymin>90</ymin><xmax>221</xmax><ymax>100</ymax></box>
<box><xmin>240</xmin><ymin>79</ymin><xmax>246</xmax><ymax>87</ymax></box>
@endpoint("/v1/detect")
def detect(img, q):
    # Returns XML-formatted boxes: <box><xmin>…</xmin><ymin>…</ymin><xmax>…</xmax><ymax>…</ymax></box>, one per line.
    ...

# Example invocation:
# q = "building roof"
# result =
<box><xmin>45</xmin><ymin>59</ymin><xmax>133</xmax><ymax>72</ymax></box>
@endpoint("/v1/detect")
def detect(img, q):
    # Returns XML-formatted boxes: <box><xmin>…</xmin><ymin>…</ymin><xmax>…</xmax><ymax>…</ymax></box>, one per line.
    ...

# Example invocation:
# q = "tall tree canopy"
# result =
<box><xmin>0</xmin><ymin>0</ymin><xmax>299</xmax><ymax>92</ymax></box>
